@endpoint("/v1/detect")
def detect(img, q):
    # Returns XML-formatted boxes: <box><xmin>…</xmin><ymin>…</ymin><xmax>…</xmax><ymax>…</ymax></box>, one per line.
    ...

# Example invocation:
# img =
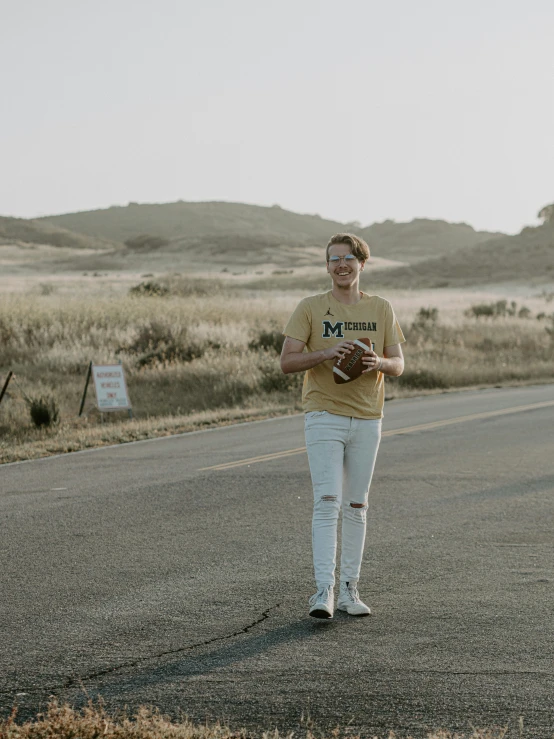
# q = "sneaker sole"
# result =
<box><xmin>309</xmin><ymin>608</ymin><xmax>333</xmax><ymax>619</ymax></box>
<box><xmin>337</xmin><ymin>605</ymin><xmax>371</xmax><ymax>616</ymax></box>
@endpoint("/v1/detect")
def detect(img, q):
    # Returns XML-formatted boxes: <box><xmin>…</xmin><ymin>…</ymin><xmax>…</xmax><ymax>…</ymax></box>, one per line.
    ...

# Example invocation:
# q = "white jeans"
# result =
<box><xmin>304</xmin><ymin>411</ymin><xmax>382</xmax><ymax>588</ymax></box>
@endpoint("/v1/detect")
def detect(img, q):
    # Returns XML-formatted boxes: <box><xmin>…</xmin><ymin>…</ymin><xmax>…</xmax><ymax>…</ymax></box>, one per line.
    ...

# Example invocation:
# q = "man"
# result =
<box><xmin>280</xmin><ymin>233</ymin><xmax>405</xmax><ymax>619</ymax></box>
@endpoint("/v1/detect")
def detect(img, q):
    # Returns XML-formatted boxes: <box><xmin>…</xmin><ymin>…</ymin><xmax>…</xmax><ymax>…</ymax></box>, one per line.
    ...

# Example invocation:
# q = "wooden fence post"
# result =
<box><xmin>78</xmin><ymin>362</ymin><xmax>93</xmax><ymax>417</ymax></box>
<box><xmin>0</xmin><ymin>371</ymin><xmax>13</xmax><ymax>408</ymax></box>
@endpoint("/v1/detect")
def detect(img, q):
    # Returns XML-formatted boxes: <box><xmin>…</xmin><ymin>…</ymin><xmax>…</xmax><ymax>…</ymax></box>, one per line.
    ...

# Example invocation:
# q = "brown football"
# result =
<box><xmin>333</xmin><ymin>338</ymin><xmax>372</xmax><ymax>384</ymax></box>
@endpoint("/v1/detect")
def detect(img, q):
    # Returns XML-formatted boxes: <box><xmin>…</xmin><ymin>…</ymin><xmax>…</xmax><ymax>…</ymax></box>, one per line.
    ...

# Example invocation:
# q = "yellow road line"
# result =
<box><xmin>381</xmin><ymin>399</ymin><xmax>554</xmax><ymax>437</ymax></box>
<box><xmin>199</xmin><ymin>447</ymin><xmax>306</xmax><ymax>471</ymax></box>
<box><xmin>199</xmin><ymin>399</ymin><xmax>554</xmax><ymax>472</ymax></box>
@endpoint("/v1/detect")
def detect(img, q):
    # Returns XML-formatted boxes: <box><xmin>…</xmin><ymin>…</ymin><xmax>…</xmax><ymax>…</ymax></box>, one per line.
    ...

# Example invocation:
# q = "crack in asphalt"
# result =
<box><xmin>62</xmin><ymin>602</ymin><xmax>282</xmax><ymax>689</ymax></box>
<box><xmin>3</xmin><ymin>603</ymin><xmax>281</xmax><ymax>697</ymax></box>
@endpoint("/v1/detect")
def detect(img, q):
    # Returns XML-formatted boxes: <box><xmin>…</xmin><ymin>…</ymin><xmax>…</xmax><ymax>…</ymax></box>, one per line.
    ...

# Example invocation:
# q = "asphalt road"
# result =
<box><xmin>1</xmin><ymin>384</ymin><xmax>553</xmax><ymax>737</ymax></box>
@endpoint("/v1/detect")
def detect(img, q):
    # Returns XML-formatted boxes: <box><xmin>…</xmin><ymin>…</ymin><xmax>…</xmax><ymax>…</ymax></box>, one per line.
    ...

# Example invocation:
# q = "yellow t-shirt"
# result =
<box><xmin>283</xmin><ymin>291</ymin><xmax>406</xmax><ymax>419</ymax></box>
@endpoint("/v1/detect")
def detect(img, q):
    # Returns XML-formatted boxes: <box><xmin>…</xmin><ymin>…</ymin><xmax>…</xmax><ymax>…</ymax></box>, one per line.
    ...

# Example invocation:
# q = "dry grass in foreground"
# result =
<box><xmin>0</xmin><ymin>697</ymin><xmax>519</xmax><ymax>739</ymax></box>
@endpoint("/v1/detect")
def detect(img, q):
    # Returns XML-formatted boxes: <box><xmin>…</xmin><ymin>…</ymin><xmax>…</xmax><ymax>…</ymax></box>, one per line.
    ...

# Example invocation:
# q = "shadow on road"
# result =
<box><xmin>84</xmin><ymin>616</ymin><xmax>341</xmax><ymax>699</ymax></box>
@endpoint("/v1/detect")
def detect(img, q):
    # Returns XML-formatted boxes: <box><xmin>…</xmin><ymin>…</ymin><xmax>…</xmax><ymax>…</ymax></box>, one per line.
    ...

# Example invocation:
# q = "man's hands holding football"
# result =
<box><xmin>323</xmin><ymin>341</ymin><xmax>382</xmax><ymax>375</ymax></box>
<box><xmin>322</xmin><ymin>341</ymin><xmax>357</xmax><ymax>362</ymax></box>
<box><xmin>361</xmin><ymin>345</ymin><xmax>382</xmax><ymax>374</ymax></box>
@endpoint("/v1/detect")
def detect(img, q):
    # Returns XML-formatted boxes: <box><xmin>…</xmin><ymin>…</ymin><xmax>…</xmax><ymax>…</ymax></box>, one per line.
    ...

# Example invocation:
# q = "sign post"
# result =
<box><xmin>78</xmin><ymin>362</ymin><xmax>93</xmax><ymax>416</ymax></box>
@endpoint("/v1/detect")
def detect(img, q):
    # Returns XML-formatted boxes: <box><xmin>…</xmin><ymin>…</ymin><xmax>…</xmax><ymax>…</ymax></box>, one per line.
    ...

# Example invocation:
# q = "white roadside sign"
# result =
<box><xmin>92</xmin><ymin>364</ymin><xmax>132</xmax><ymax>411</ymax></box>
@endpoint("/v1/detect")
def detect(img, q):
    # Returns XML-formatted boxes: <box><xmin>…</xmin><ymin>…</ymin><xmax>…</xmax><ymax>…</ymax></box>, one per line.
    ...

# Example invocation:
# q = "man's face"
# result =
<box><xmin>326</xmin><ymin>243</ymin><xmax>364</xmax><ymax>288</ymax></box>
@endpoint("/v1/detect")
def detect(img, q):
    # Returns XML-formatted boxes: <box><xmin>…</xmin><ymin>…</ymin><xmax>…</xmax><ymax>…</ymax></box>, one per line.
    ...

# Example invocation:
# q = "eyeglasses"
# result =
<box><xmin>328</xmin><ymin>255</ymin><xmax>357</xmax><ymax>265</ymax></box>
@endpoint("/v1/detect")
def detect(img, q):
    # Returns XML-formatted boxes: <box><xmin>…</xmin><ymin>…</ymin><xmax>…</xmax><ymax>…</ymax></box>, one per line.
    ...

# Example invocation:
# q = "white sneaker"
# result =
<box><xmin>308</xmin><ymin>585</ymin><xmax>334</xmax><ymax>619</ymax></box>
<box><xmin>337</xmin><ymin>581</ymin><xmax>371</xmax><ymax>616</ymax></box>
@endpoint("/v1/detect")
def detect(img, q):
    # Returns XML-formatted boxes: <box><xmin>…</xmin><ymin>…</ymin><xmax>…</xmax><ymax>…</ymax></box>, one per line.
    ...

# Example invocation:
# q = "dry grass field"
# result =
<box><xmin>1</xmin><ymin>269</ymin><xmax>553</xmax><ymax>465</ymax></box>
<box><xmin>0</xmin><ymin>696</ymin><xmax>517</xmax><ymax>739</ymax></box>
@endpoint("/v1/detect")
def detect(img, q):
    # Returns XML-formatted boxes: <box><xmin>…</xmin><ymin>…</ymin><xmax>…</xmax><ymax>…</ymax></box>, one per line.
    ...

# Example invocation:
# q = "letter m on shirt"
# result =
<box><xmin>322</xmin><ymin>320</ymin><xmax>345</xmax><ymax>338</ymax></box>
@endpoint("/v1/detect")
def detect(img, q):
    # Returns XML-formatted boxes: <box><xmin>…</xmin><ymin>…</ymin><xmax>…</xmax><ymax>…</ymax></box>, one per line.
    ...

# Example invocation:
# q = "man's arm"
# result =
<box><xmin>280</xmin><ymin>336</ymin><xmax>358</xmax><ymax>374</ymax></box>
<box><xmin>361</xmin><ymin>343</ymin><xmax>404</xmax><ymax>377</ymax></box>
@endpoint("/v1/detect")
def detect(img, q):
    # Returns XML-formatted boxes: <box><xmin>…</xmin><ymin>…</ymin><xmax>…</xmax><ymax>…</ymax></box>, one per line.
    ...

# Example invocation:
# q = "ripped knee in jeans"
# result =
<box><xmin>314</xmin><ymin>495</ymin><xmax>340</xmax><ymax>518</ymax></box>
<box><xmin>343</xmin><ymin>501</ymin><xmax>368</xmax><ymax>522</ymax></box>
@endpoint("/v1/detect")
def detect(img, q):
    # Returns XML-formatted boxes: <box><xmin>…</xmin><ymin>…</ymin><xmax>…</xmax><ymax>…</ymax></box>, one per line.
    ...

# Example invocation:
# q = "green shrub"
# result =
<box><xmin>258</xmin><ymin>363</ymin><xmax>302</xmax><ymax>393</ymax></box>
<box><xmin>409</xmin><ymin>307</ymin><xmax>440</xmax><ymax>340</ymax></box>
<box><xmin>124</xmin><ymin>234</ymin><xmax>169</xmax><ymax>250</ymax></box>
<box><xmin>464</xmin><ymin>300</ymin><xmax>519</xmax><ymax>319</ymax></box>
<box><xmin>129</xmin><ymin>281</ymin><xmax>170</xmax><ymax>297</ymax></box>
<box><xmin>137</xmin><ymin>344</ymin><xmax>205</xmax><ymax>367</ymax></box>
<box><xmin>138</xmin><ymin>276</ymin><xmax>230</xmax><ymax>298</ymax></box>
<box><xmin>465</xmin><ymin>303</ymin><xmax>495</xmax><ymax>318</ymax></box>
<box><xmin>249</xmin><ymin>329</ymin><xmax>285</xmax><ymax>354</ymax></box>
<box><xmin>120</xmin><ymin>322</ymin><xmax>207</xmax><ymax>367</ymax></box>
<box><xmin>0</xmin><ymin>317</ymin><xmax>16</xmax><ymax>346</ymax></box>
<box><xmin>415</xmin><ymin>306</ymin><xmax>439</xmax><ymax>324</ymax></box>
<box><xmin>122</xmin><ymin>321</ymin><xmax>176</xmax><ymax>355</ymax></box>
<box><xmin>27</xmin><ymin>395</ymin><xmax>60</xmax><ymax>428</ymax></box>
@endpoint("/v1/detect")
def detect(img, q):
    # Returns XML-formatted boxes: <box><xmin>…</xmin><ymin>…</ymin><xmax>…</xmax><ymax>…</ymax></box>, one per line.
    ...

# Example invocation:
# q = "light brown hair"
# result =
<box><xmin>326</xmin><ymin>233</ymin><xmax>370</xmax><ymax>262</ymax></box>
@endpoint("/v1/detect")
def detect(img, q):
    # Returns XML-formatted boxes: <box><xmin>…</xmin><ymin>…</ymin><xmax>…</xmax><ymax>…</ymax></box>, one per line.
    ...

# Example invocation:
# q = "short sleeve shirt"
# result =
<box><xmin>283</xmin><ymin>291</ymin><xmax>405</xmax><ymax>419</ymax></box>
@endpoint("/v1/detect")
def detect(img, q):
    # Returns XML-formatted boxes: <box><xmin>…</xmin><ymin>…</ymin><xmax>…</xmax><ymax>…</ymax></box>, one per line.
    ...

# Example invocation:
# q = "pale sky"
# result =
<box><xmin>1</xmin><ymin>0</ymin><xmax>553</xmax><ymax>233</ymax></box>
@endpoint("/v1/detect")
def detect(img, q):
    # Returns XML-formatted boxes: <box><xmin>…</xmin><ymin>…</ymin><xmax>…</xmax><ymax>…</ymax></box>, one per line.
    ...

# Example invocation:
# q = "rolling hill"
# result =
<box><xmin>37</xmin><ymin>201</ymin><xmax>346</xmax><ymax>245</ymax></box>
<box><xmin>370</xmin><ymin>222</ymin><xmax>554</xmax><ymax>288</ymax></box>
<box><xmin>0</xmin><ymin>216</ymin><xmax>117</xmax><ymax>250</ymax></box>
<box><xmin>3</xmin><ymin>201</ymin><xmax>550</xmax><ymax>286</ymax></box>
<box><xmin>358</xmin><ymin>218</ymin><xmax>503</xmax><ymax>262</ymax></box>
<box><xmin>37</xmin><ymin>201</ymin><xmax>502</xmax><ymax>264</ymax></box>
